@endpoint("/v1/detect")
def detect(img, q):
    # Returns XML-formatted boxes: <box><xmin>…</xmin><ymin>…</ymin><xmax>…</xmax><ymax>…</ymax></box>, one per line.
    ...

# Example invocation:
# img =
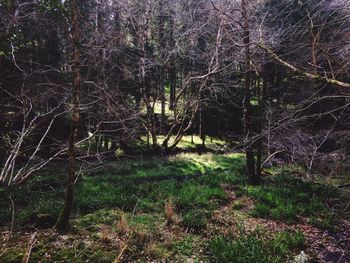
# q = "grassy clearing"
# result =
<box><xmin>0</xmin><ymin>153</ymin><xmax>349</xmax><ymax>262</ymax></box>
<box><xmin>139</xmin><ymin>134</ymin><xmax>226</xmax><ymax>150</ymax></box>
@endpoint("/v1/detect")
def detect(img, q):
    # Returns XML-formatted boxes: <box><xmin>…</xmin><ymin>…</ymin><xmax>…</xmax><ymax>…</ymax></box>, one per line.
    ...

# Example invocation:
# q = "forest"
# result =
<box><xmin>0</xmin><ymin>0</ymin><xmax>350</xmax><ymax>262</ymax></box>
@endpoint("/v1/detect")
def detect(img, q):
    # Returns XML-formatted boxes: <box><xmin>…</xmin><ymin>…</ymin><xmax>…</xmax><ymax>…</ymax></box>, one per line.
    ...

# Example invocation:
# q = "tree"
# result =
<box><xmin>56</xmin><ymin>0</ymin><xmax>82</xmax><ymax>230</ymax></box>
<box><xmin>0</xmin><ymin>0</ymin><xmax>69</xmax><ymax>187</ymax></box>
<box><xmin>241</xmin><ymin>0</ymin><xmax>260</xmax><ymax>184</ymax></box>
<box><xmin>253</xmin><ymin>0</ymin><xmax>350</xmax><ymax>175</ymax></box>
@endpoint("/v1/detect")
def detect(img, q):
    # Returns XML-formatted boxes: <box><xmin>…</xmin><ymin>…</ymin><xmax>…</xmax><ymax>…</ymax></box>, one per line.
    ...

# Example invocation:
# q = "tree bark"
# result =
<box><xmin>256</xmin><ymin>76</ymin><xmax>265</xmax><ymax>178</ymax></box>
<box><xmin>56</xmin><ymin>0</ymin><xmax>81</xmax><ymax>230</ymax></box>
<box><xmin>241</xmin><ymin>0</ymin><xmax>259</xmax><ymax>185</ymax></box>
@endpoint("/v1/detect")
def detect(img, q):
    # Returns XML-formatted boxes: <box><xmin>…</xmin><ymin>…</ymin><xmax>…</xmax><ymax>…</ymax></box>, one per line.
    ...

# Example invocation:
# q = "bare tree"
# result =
<box><xmin>56</xmin><ymin>0</ymin><xmax>82</xmax><ymax>230</ymax></box>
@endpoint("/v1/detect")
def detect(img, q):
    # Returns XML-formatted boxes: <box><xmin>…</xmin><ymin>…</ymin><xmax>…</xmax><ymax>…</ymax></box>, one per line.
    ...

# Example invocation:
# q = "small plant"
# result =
<box><xmin>251</xmin><ymin>203</ymin><xmax>270</xmax><ymax>218</ymax></box>
<box><xmin>271</xmin><ymin>204</ymin><xmax>297</xmax><ymax>222</ymax></box>
<box><xmin>232</xmin><ymin>201</ymin><xmax>245</xmax><ymax>210</ymax></box>
<box><xmin>100</xmin><ymin>227</ymin><xmax>111</xmax><ymax>243</ymax></box>
<box><xmin>310</xmin><ymin>214</ymin><xmax>339</xmax><ymax>232</ymax></box>
<box><xmin>172</xmin><ymin>235</ymin><xmax>195</xmax><ymax>256</ymax></box>
<box><xmin>164</xmin><ymin>198</ymin><xmax>175</xmax><ymax>225</ymax></box>
<box><xmin>273</xmin><ymin>230</ymin><xmax>305</xmax><ymax>254</ymax></box>
<box><xmin>116</xmin><ymin>213</ymin><xmax>129</xmax><ymax>235</ymax></box>
<box><xmin>182</xmin><ymin>209</ymin><xmax>207</xmax><ymax>230</ymax></box>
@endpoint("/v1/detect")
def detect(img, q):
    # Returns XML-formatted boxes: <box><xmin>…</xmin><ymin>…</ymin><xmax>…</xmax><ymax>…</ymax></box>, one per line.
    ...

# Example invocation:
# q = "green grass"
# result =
<box><xmin>1</xmin><ymin>152</ymin><xmax>347</xmax><ymax>231</ymax></box>
<box><xmin>0</xmin><ymin>152</ymin><xmax>349</xmax><ymax>262</ymax></box>
<box><xmin>139</xmin><ymin>135</ymin><xmax>226</xmax><ymax>150</ymax></box>
<box><xmin>182</xmin><ymin>209</ymin><xmax>209</xmax><ymax>230</ymax></box>
<box><xmin>0</xmin><ymin>153</ymin><xmax>243</xmax><ymax>226</ymax></box>
<box><xmin>246</xmin><ymin>175</ymin><xmax>347</xmax><ymax>228</ymax></box>
<box><xmin>207</xmin><ymin>230</ymin><xmax>305</xmax><ymax>263</ymax></box>
<box><xmin>172</xmin><ymin>235</ymin><xmax>198</xmax><ymax>256</ymax></box>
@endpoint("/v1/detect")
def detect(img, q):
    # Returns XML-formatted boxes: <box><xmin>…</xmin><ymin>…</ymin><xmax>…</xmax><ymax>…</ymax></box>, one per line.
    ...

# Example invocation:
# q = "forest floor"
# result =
<box><xmin>0</xmin><ymin>152</ymin><xmax>350</xmax><ymax>262</ymax></box>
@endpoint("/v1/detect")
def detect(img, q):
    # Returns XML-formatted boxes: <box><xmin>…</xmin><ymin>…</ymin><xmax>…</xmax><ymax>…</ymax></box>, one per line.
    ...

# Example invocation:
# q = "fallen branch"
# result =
<box><xmin>21</xmin><ymin>232</ymin><xmax>37</xmax><ymax>263</ymax></box>
<box><xmin>257</xmin><ymin>42</ymin><xmax>350</xmax><ymax>89</ymax></box>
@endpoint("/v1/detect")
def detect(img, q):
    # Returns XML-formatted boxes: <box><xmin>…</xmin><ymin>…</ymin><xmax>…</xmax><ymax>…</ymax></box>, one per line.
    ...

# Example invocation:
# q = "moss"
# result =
<box><xmin>77</xmin><ymin>209</ymin><xmax>121</xmax><ymax>228</ymax></box>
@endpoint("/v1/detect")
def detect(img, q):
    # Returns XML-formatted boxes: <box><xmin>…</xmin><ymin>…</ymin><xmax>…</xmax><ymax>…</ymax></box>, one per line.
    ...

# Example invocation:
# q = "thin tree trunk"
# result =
<box><xmin>241</xmin><ymin>0</ymin><xmax>259</xmax><ymax>185</ymax></box>
<box><xmin>158</xmin><ymin>7</ymin><xmax>166</xmax><ymax>135</ymax></box>
<box><xmin>169</xmin><ymin>66</ymin><xmax>176</xmax><ymax>110</ymax></box>
<box><xmin>160</xmin><ymin>72</ymin><xmax>166</xmax><ymax>134</ymax></box>
<box><xmin>199</xmin><ymin>101</ymin><xmax>205</xmax><ymax>148</ymax></box>
<box><xmin>169</xmin><ymin>14</ymin><xmax>176</xmax><ymax>111</ymax></box>
<box><xmin>256</xmin><ymin>76</ymin><xmax>264</xmax><ymax>178</ymax></box>
<box><xmin>56</xmin><ymin>0</ymin><xmax>81</xmax><ymax>230</ymax></box>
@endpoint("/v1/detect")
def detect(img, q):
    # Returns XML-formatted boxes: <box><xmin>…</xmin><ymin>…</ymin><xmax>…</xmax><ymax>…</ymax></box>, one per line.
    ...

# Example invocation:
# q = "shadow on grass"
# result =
<box><xmin>247</xmin><ymin>175</ymin><xmax>349</xmax><ymax>231</ymax></box>
<box><xmin>0</xmin><ymin>152</ymin><xmax>348</xmax><ymax>233</ymax></box>
<box><xmin>0</xmin><ymin>153</ymin><xmax>244</xmax><ymax>226</ymax></box>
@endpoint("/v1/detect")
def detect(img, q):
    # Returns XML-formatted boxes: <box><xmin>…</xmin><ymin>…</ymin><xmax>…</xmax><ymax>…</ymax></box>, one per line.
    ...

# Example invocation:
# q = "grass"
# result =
<box><xmin>182</xmin><ymin>209</ymin><xmax>209</xmax><ymax>230</ymax></box>
<box><xmin>246</xmin><ymin>174</ymin><xmax>347</xmax><ymax>228</ymax></box>
<box><xmin>207</xmin><ymin>229</ymin><xmax>305</xmax><ymax>263</ymax></box>
<box><xmin>0</xmin><ymin>153</ymin><xmax>242</xmax><ymax>225</ymax></box>
<box><xmin>0</xmin><ymin>152</ymin><xmax>349</xmax><ymax>262</ymax></box>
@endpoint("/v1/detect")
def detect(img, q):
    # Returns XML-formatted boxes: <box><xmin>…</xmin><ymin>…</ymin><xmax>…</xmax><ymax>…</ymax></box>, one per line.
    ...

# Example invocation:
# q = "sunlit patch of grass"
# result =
<box><xmin>0</xmin><ymin>152</ymin><xmax>246</xmax><ymax>229</ymax></box>
<box><xmin>177</xmin><ymin>183</ymin><xmax>227</xmax><ymax>211</ymax></box>
<box><xmin>77</xmin><ymin>209</ymin><xmax>121</xmax><ymax>228</ymax></box>
<box><xmin>139</xmin><ymin>135</ymin><xmax>226</xmax><ymax>150</ymax></box>
<box><xmin>128</xmin><ymin>213</ymin><xmax>162</xmax><ymax>233</ymax></box>
<box><xmin>73</xmin><ymin>153</ymin><xmax>242</xmax><ymax>218</ymax></box>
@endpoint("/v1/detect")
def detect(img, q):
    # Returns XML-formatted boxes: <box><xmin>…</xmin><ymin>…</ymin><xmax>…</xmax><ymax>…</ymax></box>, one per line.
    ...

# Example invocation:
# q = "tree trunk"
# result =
<box><xmin>160</xmin><ymin>72</ymin><xmax>166</xmax><ymax>135</ymax></box>
<box><xmin>169</xmin><ymin>14</ymin><xmax>176</xmax><ymax>111</ymax></box>
<box><xmin>199</xmin><ymin>101</ymin><xmax>205</xmax><ymax>148</ymax></box>
<box><xmin>56</xmin><ymin>0</ymin><xmax>81</xmax><ymax>230</ymax></box>
<box><xmin>158</xmin><ymin>7</ymin><xmax>166</xmax><ymax>135</ymax></box>
<box><xmin>241</xmin><ymin>0</ymin><xmax>259</xmax><ymax>185</ymax></box>
<box><xmin>256</xmin><ymin>76</ymin><xmax>265</xmax><ymax>178</ymax></box>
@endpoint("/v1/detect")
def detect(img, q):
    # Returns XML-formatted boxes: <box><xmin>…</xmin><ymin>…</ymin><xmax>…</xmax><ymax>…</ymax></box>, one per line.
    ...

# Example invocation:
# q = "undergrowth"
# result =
<box><xmin>0</xmin><ymin>153</ymin><xmax>348</xmax><ymax>262</ymax></box>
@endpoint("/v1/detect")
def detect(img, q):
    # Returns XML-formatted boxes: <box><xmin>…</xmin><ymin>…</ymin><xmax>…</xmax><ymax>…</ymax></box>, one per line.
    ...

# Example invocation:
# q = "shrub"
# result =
<box><xmin>116</xmin><ymin>212</ymin><xmax>129</xmax><ymax>234</ymax></box>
